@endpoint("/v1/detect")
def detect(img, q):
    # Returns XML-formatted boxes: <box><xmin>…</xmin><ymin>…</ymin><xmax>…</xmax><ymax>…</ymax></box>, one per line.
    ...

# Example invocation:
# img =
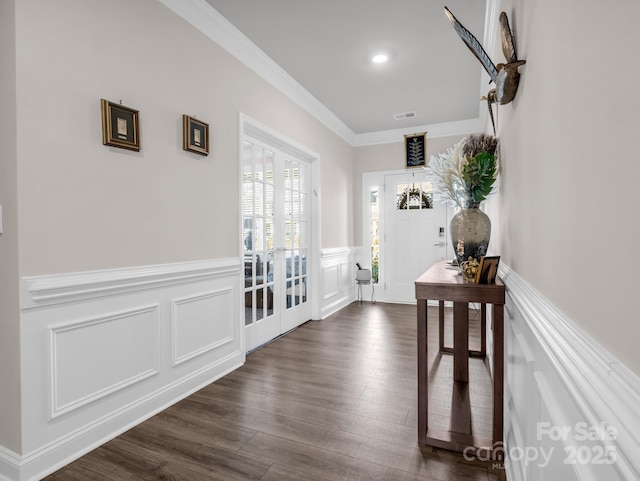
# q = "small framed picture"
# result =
<box><xmin>476</xmin><ymin>256</ymin><xmax>500</xmax><ymax>284</ymax></box>
<box><xmin>101</xmin><ymin>99</ymin><xmax>140</xmax><ymax>151</ymax></box>
<box><xmin>182</xmin><ymin>115</ymin><xmax>209</xmax><ymax>156</ymax></box>
<box><xmin>405</xmin><ymin>132</ymin><xmax>427</xmax><ymax>168</ymax></box>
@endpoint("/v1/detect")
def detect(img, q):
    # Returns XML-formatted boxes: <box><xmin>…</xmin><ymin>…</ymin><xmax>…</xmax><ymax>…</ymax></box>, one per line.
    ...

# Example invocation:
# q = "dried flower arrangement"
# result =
<box><xmin>425</xmin><ymin>134</ymin><xmax>499</xmax><ymax>208</ymax></box>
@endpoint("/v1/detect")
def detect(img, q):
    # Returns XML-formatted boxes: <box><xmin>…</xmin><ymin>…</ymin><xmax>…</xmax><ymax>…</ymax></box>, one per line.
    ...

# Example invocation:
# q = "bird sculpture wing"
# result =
<box><xmin>499</xmin><ymin>12</ymin><xmax>517</xmax><ymax>63</ymax></box>
<box><xmin>444</xmin><ymin>6</ymin><xmax>498</xmax><ymax>83</ymax></box>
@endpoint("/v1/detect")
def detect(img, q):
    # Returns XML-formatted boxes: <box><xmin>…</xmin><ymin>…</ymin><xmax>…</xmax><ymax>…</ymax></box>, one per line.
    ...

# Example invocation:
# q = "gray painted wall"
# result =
<box><xmin>486</xmin><ymin>0</ymin><xmax>640</xmax><ymax>375</ymax></box>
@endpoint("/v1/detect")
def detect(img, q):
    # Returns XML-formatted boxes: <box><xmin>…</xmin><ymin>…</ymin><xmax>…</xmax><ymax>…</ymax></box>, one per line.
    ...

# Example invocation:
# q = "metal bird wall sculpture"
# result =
<box><xmin>444</xmin><ymin>7</ymin><xmax>526</xmax><ymax>134</ymax></box>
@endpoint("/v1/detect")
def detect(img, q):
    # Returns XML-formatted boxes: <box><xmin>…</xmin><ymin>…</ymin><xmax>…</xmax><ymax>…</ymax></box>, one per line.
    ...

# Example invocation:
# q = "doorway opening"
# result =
<box><xmin>362</xmin><ymin>170</ymin><xmax>449</xmax><ymax>303</ymax></box>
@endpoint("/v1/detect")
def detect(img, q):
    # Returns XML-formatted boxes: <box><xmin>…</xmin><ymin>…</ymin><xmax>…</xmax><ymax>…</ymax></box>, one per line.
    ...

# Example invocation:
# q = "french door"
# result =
<box><xmin>242</xmin><ymin>138</ymin><xmax>312</xmax><ymax>351</ymax></box>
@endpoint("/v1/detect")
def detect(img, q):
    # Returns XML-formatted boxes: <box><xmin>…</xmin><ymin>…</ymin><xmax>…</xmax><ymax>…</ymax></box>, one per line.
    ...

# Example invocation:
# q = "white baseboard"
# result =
<box><xmin>320</xmin><ymin>292</ymin><xmax>355</xmax><ymax>318</ymax></box>
<box><xmin>500</xmin><ymin>264</ymin><xmax>640</xmax><ymax>481</ymax></box>
<box><xmin>0</xmin><ymin>446</ymin><xmax>20</xmax><ymax>481</ymax></box>
<box><xmin>20</xmin><ymin>356</ymin><xmax>242</xmax><ymax>481</ymax></box>
<box><xmin>4</xmin><ymin>258</ymin><xmax>244</xmax><ymax>481</ymax></box>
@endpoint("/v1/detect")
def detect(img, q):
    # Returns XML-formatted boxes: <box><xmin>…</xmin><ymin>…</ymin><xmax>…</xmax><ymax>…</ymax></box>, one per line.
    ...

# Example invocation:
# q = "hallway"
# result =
<box><xmin>45</xmin><ymin>302</ymin><xmax>505</xmax><ymax>481</ymax></box>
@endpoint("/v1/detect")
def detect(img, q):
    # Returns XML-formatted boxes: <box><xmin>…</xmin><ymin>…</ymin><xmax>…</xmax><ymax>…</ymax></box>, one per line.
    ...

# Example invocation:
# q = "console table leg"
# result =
<box><xmin>438</xmin><ymin>300</ymin><xmax>445</xmax><ymax>352</ymax></box>
<box><xmin>492</xmin><ymin>303</ymin><xmax>504</xmax><ymax>458</ymax></box>
<box><xmin>417</xmin><ymin>299</ymin><xmax>428</xmax><ymax>444</ymax></box>
<box><xmin>480</xmin><ymin>303</ymin><xmax>487</xmax><ymax>357</ymax></box>
<box><xmin>453</xmin><ymin>302</ymin><xmax>469</xmax><ymax>382</ymax></box>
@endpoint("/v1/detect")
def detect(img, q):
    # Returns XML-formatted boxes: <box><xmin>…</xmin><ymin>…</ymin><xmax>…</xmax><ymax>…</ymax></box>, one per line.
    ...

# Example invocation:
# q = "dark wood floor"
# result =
<box><xmin>45</xmin><ymin>302</ymin><xmax>506</xmax><ymax>481</ymax></box>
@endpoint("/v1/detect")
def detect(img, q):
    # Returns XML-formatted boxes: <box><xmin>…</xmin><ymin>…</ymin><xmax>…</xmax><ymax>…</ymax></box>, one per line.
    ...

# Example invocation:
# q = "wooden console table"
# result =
<box><xmin>415</xmin><ymin>261</ymin><xmax>505</xmax><ymax>459</ymax></box>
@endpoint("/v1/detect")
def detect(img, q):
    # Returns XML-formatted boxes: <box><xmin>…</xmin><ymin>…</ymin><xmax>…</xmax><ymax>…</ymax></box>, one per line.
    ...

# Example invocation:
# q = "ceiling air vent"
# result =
<box><xmin>393</xmin><ymin>111</ymin><xmax>416</xmax><ymax>120</ymax></box>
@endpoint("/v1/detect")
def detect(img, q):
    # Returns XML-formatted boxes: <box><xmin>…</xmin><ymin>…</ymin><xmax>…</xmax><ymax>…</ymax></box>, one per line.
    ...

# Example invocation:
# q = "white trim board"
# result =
<box><xmin>0</xmin><ymin>446</ymin><xmax>20</xmax><ymax>481</ymax></box>
<box><xmin>21</xmin><ymin>258</ymin><xmax>240</xmax><ymax>309</ymax></box>
<box><xmin>500</xmin><ymin>263</ymin><xmax>640</xmax><ymax>481</ymax></box>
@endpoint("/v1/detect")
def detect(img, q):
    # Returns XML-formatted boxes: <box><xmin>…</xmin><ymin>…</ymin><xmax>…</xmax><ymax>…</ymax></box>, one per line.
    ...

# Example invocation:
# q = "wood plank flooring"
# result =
<box><xmin>44</xmin><ymin>302</ymin><xmax>507</xmax><ymax>481</ymax></box>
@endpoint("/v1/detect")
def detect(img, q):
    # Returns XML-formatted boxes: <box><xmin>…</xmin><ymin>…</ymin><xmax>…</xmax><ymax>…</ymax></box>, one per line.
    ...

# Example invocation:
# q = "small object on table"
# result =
<box><xmin>460</xmin><ymin>257</ymin><xmax>480</xmax><ymax>282</ymax></box>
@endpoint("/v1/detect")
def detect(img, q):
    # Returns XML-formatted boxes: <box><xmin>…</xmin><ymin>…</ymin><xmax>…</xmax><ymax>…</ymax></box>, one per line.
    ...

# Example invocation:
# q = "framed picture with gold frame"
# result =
<box><xmin>182</xmin><ymin>115</ymin><xmax>209</xmax><ymax>156</ymax></box>
<box><xmin>475</xmin><ymin>256</ymin><xmax>500</xmax><ymax>284</ymax></box>
<box><xmin>101</xmin><ymin>99</ymin><xmax>140</xmax><ymax>151</ymax></box>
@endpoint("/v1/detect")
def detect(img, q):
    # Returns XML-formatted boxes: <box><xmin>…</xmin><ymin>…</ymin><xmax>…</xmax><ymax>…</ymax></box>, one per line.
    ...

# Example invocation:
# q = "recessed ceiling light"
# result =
<box><xmin>372</xmin><ymin>53</ymin><xmax>388</xmax><ymax>64</ymax></box>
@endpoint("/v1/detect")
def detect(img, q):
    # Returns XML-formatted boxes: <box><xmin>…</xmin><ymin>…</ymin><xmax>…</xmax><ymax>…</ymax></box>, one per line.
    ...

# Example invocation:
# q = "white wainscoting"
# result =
<box><xmin>49</xmin><ymin>304</ymin><xmax>160</xmax><ymax>420</ymax></box>
<box><xmin>5</xmin><ymin>258</ymin><xmax>244</xmax><ymax>481</ymax></box>
<box><xmin>320</xmin><ymin>247</ymin><xmax>357</xmax><ymax>318</ymax></box>
<box><xmin>171</xmin><ymin>289</ymin><xmax>234</xmax><ymax>366</ymax></box>
<box><xmin>501</xmin><ymin>264</ymin><xmax>640</xmax><ymax>481</ymax></box>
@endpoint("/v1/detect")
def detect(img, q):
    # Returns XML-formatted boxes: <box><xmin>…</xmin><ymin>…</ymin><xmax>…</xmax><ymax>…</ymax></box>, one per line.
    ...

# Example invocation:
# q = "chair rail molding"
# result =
<box><xmin>21</xmin><ymin>258</ymin><xmax>240</xmax><ymax>309</ymax></box>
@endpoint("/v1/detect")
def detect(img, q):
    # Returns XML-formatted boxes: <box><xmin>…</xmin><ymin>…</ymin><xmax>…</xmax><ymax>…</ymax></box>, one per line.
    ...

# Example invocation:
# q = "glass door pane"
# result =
<box><xmin>284</xmin><ymin>159</ymin><xmax>308</xmax><ymax>311</ymax></box>
<box><xmin>243</xmin><ymin>142</ymin><xmax>276</xmax><ymax>327</ymax></box>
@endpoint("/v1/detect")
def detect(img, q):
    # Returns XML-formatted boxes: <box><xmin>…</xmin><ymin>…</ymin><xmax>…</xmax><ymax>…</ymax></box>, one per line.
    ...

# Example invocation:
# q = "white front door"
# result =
<box><xmin>384</xmin><ymin>172</ymin><xmax>448</xmax><ymax>303</ymax></box>
<box><xmin>242</xmin><ymin>138</ymin><xmax>312</xmax><ymax>351</ymax></box>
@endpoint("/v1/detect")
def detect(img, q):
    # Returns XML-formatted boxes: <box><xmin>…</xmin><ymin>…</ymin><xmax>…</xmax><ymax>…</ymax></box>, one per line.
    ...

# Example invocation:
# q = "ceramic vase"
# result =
<box><xmin>450</xmin><ymin>203</ymin><xmax>491</xmax><ymax>266</ymax></box>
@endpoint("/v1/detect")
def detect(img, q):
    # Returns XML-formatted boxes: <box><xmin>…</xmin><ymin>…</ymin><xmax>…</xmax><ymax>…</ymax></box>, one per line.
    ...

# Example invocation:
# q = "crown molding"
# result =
<box><xmin>157</xmin><ymin>0</ymin><xmax>357</xmax><ymax>144</ymax></box>
<box><xmin>351</xmin><ymin>117</ymin><xmax>483</xmax><ymax>147</ymax></box>
<box><xmin>484</xmin><ymin>0</ymin><xmax>501</xmax><ymax>58</ymax></box>
<box><xmin>157</xmin><ymin>0</ymin><xmax>489</xmax><ymax>147</ymax></box>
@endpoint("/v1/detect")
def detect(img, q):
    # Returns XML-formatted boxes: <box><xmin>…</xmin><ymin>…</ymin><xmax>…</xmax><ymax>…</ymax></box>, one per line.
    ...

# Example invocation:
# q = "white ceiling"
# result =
<box><xmin>202</xmin><ymin>0</ymin><xmax>488</xmax><ymax>137</ymax></box>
